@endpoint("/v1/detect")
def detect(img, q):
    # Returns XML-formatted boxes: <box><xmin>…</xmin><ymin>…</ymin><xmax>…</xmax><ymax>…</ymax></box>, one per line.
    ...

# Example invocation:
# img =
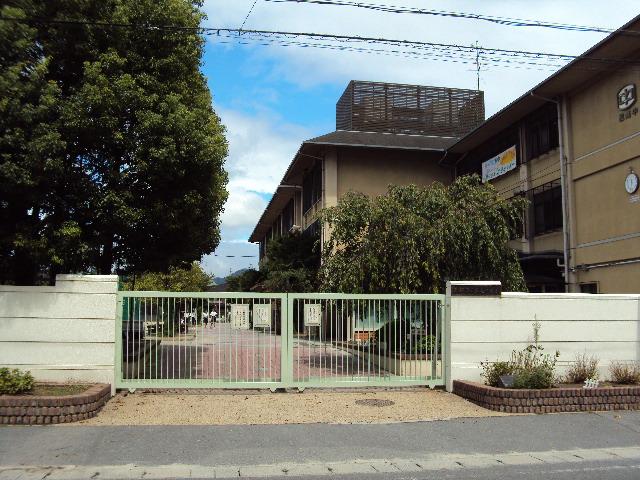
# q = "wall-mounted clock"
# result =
<box><xmin>625</xmin><ymin>172</ymin><xmax>639</xmax><ymax>194</ymax></box>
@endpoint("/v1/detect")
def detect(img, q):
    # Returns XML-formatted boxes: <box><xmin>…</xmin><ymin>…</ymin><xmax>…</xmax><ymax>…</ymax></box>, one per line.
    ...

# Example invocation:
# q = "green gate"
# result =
<box><xmin>115</xmin><ymin>291</ymin><xmax>447</xmax><ymax>390</ymax></box>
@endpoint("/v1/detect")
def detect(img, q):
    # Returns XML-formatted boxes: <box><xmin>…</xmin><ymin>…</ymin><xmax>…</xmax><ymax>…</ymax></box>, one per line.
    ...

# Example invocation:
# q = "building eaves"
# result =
<box><xmin>306</xmin><ymin>130</ymin><xmax>457</xmax><ymax>151</ymax></box>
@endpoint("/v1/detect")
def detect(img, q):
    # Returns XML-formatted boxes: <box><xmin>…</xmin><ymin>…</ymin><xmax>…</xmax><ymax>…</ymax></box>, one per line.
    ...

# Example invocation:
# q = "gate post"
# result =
<box><xmin>280</xmin><ymin>294</ymin><xmax>294</xmax><ymax>387</ymax></box>
<box><xmin>114</xmin><ymin>292</ymin><xmax>123</xmax><ymax>396</ymax></box>
<box><xmin>444</xmin><ymin>285</ymin><xmax>452</xmax><ymax>392</ymax></box>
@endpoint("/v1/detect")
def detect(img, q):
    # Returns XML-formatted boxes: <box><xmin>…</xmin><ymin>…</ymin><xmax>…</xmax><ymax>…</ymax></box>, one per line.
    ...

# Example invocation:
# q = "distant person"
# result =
<box><xmin>203</xmin><ymin>314</ymin><xmax>209</xmax><ymax>328</ymax></box>
<box><xmin>211</xmin><ymin>310</ymin><xmax>218</xmax><ymax>324</ymax></box>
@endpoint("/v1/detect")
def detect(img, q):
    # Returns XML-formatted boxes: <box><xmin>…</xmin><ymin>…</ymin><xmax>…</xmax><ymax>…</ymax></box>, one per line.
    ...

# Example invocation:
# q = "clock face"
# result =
<box><xmin>626</xmin><ymin>173</ymin><xmax>639</xmax><ymax>194</ymax></box>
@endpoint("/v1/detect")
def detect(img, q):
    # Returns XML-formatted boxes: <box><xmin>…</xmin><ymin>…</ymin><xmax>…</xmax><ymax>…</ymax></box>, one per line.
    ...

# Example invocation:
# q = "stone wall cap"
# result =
<box><xmin>56</xmin><ymin>274</ymin><xmax>119</xmax><ymax>282</ymax></box>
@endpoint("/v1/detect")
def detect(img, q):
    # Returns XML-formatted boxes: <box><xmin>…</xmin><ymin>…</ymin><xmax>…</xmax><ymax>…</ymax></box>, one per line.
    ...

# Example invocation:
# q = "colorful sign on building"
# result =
<box><xmin>481</xmin><ymin>145</ymin><xmax>517</xmax><ymax>183</ymax></box>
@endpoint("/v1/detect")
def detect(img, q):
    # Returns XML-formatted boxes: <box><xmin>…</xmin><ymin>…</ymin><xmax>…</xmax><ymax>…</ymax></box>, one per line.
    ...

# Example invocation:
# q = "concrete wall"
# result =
<box><xmin>447</xmin><ymin>281</ymin><xmax>640</xmax><ymax>390</ymax></box>
<box><xmin>0</xmin><ymin>275</ymin><xmax>118</xmax><ymax>387</ymax></box>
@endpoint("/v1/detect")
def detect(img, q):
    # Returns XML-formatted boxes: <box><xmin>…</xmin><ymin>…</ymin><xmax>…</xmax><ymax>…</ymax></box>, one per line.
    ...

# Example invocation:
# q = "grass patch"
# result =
<box><xmin>21</xmin><ymin>384</ymin><xmax>91</xmax><ymax>396</ymax></box>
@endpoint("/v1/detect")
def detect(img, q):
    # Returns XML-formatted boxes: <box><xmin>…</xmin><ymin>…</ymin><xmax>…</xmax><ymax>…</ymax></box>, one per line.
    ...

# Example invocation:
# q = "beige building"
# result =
<box><xmin>250</xmin><ymin>15</ymin><xmax>640</xmax><ymax>293</ymax></box>
<box><xmin>446</xmin><ymin>14</ymin><xmax>640</xmax><ymax>293</ymax></box>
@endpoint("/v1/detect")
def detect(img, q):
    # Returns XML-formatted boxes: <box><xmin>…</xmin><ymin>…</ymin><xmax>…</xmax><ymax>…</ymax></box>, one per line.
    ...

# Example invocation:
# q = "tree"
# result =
<box><xmin>225</xmin><ymin>268</ymin><xmax>263</xmax><ymax>292</ymax></box>
<box><xmin>0</xmin><ymin>2</ymin><xmax>86</xmax><ymax>284</ymax></box>
<box><xmin>0</xmin><ymin>0</ymin><xmax>228</xmax><ymax>284</ymax></box>
<box><xmin>226</xmin><ymin>233</ymin><xmax>320</xmax><ymax>292</ymax></box>
<box><xmin>319</xmin><ymin>175</ymin><xmax>528</xmax><ymax>293</ymax></box>
<box><xmin>124</xmin><ymin>261</ymin><xmax>211</xmax><ymax>292</ymax></box>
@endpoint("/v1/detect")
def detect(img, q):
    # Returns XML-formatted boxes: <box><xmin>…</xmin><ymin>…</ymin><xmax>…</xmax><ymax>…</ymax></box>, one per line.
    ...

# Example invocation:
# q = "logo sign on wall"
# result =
<box><xmin>481</xmin><ymin>145</ymin><xmax>517</xmax><ymax>183</ymax></box>
<box><xmin>618</xmin><ymin>84</ymin><xmax>637</xmax><ymax>111</ymax></box>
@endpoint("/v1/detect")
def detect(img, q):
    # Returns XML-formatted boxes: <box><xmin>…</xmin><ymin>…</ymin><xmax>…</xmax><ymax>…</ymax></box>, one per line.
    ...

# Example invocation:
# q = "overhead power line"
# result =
<box><xmin>239</xmin><ymin>0</ymin><xmax>260</xmax><ymax>31</ymax></box>
<box><xmin>206</xmin><ymin>28</ymin><xmax>637</xmax><ymax>67</ymax></box>
<box><xmin>213</xmin><ymin>32</ymin><xmax>567</xmax><ymax>72</ymax></box>
<box><xmin>1</xmin><ymin>15</ymin><xmax>637</xmax><ymax>72</ymax></box>
<box><xmin>265</xmin><ymin>0</ymin><xmax>638</xmax><ymax>36</ymax></box>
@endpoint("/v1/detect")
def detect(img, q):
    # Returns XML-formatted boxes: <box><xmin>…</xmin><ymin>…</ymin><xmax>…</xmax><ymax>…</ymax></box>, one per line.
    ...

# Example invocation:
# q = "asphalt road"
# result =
<box><xmin>1</xmin><ymin>411</ymin><xmax>640</xmax><ymax>479</ymax></box>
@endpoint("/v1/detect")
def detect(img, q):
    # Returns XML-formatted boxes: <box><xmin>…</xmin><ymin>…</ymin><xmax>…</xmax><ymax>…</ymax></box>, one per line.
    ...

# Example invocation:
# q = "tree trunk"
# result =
<box><xmin>98</xmin><ymin>238</ymin><xmax>114</xmax><ymax>274</ymax></box>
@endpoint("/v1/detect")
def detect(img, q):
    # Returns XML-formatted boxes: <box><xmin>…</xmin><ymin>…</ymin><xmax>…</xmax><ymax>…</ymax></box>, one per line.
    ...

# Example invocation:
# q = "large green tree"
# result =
<box><xmin>226</xmin><ymin>232</ymin><xmax>320</xmax><ymax>292</ymax></box>
<box><xmin>319</xmin><ymin>175</ymin><xmax>528</xmax><ymax>293</ymax></box>
<box><xmin>0</xmin><ymin>0</ymin><xmax>228</xmax><ymax>283</ymax></box>
<box><xmin>124</xmin><ymin>262</ymin><xmax>212</xmax><ymax>292</ymax></box>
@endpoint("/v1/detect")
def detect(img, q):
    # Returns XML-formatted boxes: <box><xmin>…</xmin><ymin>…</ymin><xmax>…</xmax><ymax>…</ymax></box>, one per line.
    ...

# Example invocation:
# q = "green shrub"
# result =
<box><xmin>513</xmin><ymin>364</ymin><xmax>555</xmax><ymax>389</ymax></box>
<box><xmin>481</xmin><ymin>361</ymin><xmax>514</xmax><ymax>387</ymax></box>
<box><xmin>479</xmin><ymin>325</ymin><xmax>560</xmax><ymax>389</ymax></box>
<box><xmin>410</xmin><ymin>335</ymin><xmax>440</xmax><ymax>355</ymax></box>
<box><xmin>609</xmin><ymin>362</ymin><xmax>640</xmax><ymax>384</ymax></box>
<box><xmin>564</xmin><ymin>353</ymin><xmax>599</xmax><ymax>384</ymax></box>
<box><xmin>0</xmin><ymin>368</ymin><xmax>34</xmax><ymax>395</ymax></box>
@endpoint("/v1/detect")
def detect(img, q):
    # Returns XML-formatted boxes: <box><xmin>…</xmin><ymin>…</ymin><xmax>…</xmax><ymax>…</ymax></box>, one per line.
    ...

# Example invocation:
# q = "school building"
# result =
<box><xmin>249</xmin><ymin>13</ymin><xmax>640</xmax><ymax>294</ymax></box>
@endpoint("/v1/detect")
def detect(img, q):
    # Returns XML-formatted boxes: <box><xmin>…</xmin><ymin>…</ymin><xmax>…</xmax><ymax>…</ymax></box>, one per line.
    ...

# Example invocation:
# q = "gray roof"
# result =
<box><xmin>305</xmin><ymin>130</ymin><xmax>458</xmax><ymax>151</ymax></box>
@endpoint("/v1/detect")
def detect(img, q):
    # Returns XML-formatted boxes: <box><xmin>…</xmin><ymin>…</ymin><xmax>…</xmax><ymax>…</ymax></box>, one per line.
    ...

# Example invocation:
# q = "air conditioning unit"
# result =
<box><xmin>289</xmin><ymin>225</ymin><xmax>302</xmax><ymax>234</ymax></box>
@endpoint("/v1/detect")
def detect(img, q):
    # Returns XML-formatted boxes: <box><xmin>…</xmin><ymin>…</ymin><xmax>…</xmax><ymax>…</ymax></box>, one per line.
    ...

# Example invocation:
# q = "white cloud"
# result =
<box><xmin>218</xmin><ymin>107</ymin><xmax>310</xmax><ymax>195</ymax></box>
<box><xmin>202</xmin><ymin>107</ymin><xmax>311</xmax><ymax>276</ymax></box>
<box><xmin>220</xmin><ymin>188</ymin><xmax>267</xmax><ymax>230</ymax></box>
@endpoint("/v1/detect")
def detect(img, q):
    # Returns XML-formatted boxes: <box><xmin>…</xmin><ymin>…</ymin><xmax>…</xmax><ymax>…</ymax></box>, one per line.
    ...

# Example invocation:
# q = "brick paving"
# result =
<box><xmin>125</xmin><ymin>323</ymin><xmax>394</xmax><ymax>382</ymax></box>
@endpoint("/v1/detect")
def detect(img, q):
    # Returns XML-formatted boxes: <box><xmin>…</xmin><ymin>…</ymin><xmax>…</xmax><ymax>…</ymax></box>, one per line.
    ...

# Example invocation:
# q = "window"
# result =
<box><xmin>304</xmin><ymin>220</ymin><xmax>320</xmax><ymax>239</ymax></box>
<box><xmin>532</xmin><ymin>180</ymin><xmax>563</xmax><ymax>235</ymax></box>
<box><xmin>283</xmin><ymin>199</ymin><xmax>294</xmax><ymax>233</ymax></box>
<box><xmin>580</xmin><ymin>282</ymin><xmax>598</xmax><ymax>294</ymax></box>
<box><xmin>525</xmin><ymin>105</ymin><xmax>559</xmax><ymax>161</ymax></box>
<box><xmin>303</xmin><ymin>162</ymin><xmax>322</xmax><ymax>213</ymax></box>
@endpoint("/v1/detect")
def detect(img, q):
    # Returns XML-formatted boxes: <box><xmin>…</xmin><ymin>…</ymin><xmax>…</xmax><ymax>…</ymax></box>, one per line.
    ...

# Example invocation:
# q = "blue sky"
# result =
<box><xmin>199</xmin><ymin>0</ymin><xmax>638</xmax><ymax>278</ymax></box>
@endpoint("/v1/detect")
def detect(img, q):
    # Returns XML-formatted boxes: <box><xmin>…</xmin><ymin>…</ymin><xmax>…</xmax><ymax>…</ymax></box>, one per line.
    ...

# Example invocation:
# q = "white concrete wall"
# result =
<box><xmin>0</xmin><ymin>275</ymin><xmax>118</xmax><ymax>387</ymax></box>
<box><xmin>447</xmin><ymin>281</ymin><xmax>640</xmax><ymax>389</ymax></box>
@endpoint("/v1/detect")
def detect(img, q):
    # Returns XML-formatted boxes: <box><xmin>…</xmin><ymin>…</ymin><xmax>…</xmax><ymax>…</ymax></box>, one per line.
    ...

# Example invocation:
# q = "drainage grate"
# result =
<box><xmin>355</xmin><ymin>399</ymin><xmax>395</xmax><ymax>407</ymax></box>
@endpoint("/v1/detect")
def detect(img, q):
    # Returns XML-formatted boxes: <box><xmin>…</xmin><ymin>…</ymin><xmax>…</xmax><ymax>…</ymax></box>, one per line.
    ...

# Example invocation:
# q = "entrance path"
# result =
<box><xmin>75</xmin><ymin>388</ymin><xmax>501</xmax><ymax>425</ymax></box>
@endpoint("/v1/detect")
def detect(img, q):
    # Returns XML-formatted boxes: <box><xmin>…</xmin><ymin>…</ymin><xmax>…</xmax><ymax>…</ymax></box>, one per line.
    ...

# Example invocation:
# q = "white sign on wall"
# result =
<box><xmin>304</xmin><ymin>304</ymin><xmax>322</xmax><ymax>327</ymax></box>
<box><xmin>481</xmin><ymin>145</ymin><xmax>517</xmax><ymax>183</ymax></box>
<box><xmin>230</xmin><ymin>304</ymin><xmax>250</xmax><ymax>330</ymax></box>
<box><xmin>253</xmin><ymin>304</ymin><xmax>272</xmax><ymax>328</ymax></box>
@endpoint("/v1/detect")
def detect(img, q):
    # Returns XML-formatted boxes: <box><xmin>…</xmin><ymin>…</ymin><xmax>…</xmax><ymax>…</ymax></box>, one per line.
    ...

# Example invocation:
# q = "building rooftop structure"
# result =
<box><xmin>336</xmin><ymin>80</ymin><xmax>485</xmax><ymax>137</ymax></box>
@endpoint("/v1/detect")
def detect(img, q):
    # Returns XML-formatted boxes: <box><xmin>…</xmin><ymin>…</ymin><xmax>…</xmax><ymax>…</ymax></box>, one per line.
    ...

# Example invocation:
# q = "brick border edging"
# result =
<box><xmin>453</xmin><ymin>380</ymin><xmax>640</xmax><ymax>413</ymax></box>
<box><xmin>0</xmin><ymin>384</ymin><xmax>111</xmax><ymax>425</ymax></box>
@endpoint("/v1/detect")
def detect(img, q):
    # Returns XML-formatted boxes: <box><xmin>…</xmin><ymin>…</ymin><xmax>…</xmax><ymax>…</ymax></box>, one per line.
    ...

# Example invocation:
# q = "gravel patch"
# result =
<box><xmin>73</xmin><ymin>388</ymin><xmax>506</xmax><ymax>426</ymax></box>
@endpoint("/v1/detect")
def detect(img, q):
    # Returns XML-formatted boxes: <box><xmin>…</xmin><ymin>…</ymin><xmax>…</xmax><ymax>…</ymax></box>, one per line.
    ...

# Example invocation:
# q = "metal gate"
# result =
<box><xmin>115</xmin><ymin>292</ymin><xmax>447</xmax><ymax>390</ymax></box>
